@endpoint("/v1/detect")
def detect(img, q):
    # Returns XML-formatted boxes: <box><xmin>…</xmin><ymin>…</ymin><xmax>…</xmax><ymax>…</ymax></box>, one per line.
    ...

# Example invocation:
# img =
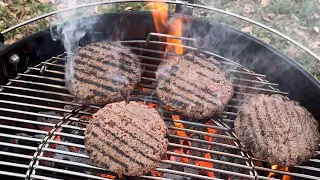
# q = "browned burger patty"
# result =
<box><xmin>156</xmin><ymin>53</ymin><xmax>233</xmax><ymax>119</ymax></box>
<box><xmin>84</xmin><ymin>101</ymin><xmax>168</xmax><ymax>176</ymax></box>
<box><xmin>68</xmin><ymin>42</ymin><xmax>140</xmax><ymax>105</ymax></box>
<box><xmin>234</xmin><ymin>94</ymin><xmax>320</xmax><ymax>166</ymax></box>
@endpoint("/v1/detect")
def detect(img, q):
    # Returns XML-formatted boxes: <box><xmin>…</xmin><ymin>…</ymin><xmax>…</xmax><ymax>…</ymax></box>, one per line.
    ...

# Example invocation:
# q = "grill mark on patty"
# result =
<box><xmin>98</xmin><ymin>44</ymin><xmax>112</xmax><ymax>50</ymax></box>
<box><xmin>272</xmin><ymin>101</ymin><xmax>281</xmax><ymax>142</ymax></box>
<box><xmin>108</xmin><ymin>119</ymin><xmax>157</xmax><ymax>152</ymax></box>
<box><xmin>75</xmin><ymin>57</ymin><xmax>106</xmax><ymax>72</ymax></box>
<box><xmin>92</xmin><ymin>123</ymin><xmax>145</xmax><ymax>168</ymax></box>
<box><xmin>254</xmin><ymin>104</ymin><xmax>267</xmax><ymax>150</ymax></box>
<box><xmin>75</xmin><ymin>60</ymin><xmax>135</xmax><ymax>82</ymax></box>
<box><xmin>75</xmin><ymin>66</ymin><xmax>127</xmax><ymax>87</ymax></box>
<box><xmin>183</xmin><ymin>57</ymin><xmax>217</xmax><ymax>72</ymax></box>
<box><xmin>99</xmin><ymin>44</ymin><xmax>136</xmax><ymax>64</ymax></box>
<box><xmin>76</xmin><ymin>53</ymin><xmax>92</xmax><ymax>60</ymax></box>
<box><xmin>102</xmin><ymin>107</ymin><xmax>163</xmax><ymax>144</ymax></box>
<box><xmin>109</xmin><ymin>108</ymin><xmax>164</xmax><ymax>143</ymax></box>
<box><xmin>91</xmin><ymin>90</ymin><xmax>108</xmax><ymax>97</ymax></box>
<box><xmin>77</xmin><ymin>51</ymin><xmax>137</xmax><ymax>80</ymax></box>
<box><xmin>74</xmin><ymin>66</ymin><xmax>109</xmax><ymax>76</ymax></box>
<box><xmin>196</xmin><ymin>71</ymin><xmax>222</xmax><ymax>83</ymax></box>
<box><xmin>81</xmin><ymin>46</ymin><xmax>136</xmax><ymax>72</ymax></box>
<box><xmin>89</xmin><ymin>131</ymin><xmax>129</xmax><ymax>169</ymax></box>
<box><xmin>74</xmin><ymin>74</ymin><xmax>117</xmax><ymax>92</ymax></box>
<box><xmin>102</xmin><ymin>59</ymin><xmax>136</xmax><ymax>74</ymax></box>
<box><xmin>246</xmin><ymin>114</ymin><xmax>260</xmax><ymax>153</ymax></box>
<box><xmin>91</xmin><ymin>131</ymin><xmax>97</xmax><ymax>137</ymax></box>
<box><xmin>162</xmin><ymin>80</ymin><xmax>219</xmax><ymax>106</ymax></box>
<box><xmin>75</xmin><ymin>73</ymin><xmax>120</xmax><ymax>91</ymax></box>
<box><xmin>283</xmin><ymin>105</ymin><xmax>292</xmax><ymax>161</ymax></box>
<box><xmin>163</xmin><ymin>96</ymin><xmax>188</xmax><ymax>109</ymax></box>
<box><xmin>284</xmin><ymin>105</ymin><xmax>291</xmax><ymax>131</ymax></box>
<box><xmin>102</xmin><ymin>126</ymin><xmax>157</xmax><ymax>162</ymax></box>
<box><xmin>292</xmin><ymin>106</ymin><xmax>302</xmax><ymax>125</ymax></box>
<box><xmin>185</xmin><ymin>55</ymin><xmax>221</xmax><ymax>71</ymax></box>
<box><xmin>262</xmin><ymin>100</ymin><xmax>271</xmax><ymax>147</ymax></box>
<box><xmin>159</xmin><ymin>69</ymin><xmax>222</xmax><ymax>99</ymax></box>
<box><xmin>158</xmin><ymin>87</ymin><xmax>202</xmax><ymax>106</ymax></box>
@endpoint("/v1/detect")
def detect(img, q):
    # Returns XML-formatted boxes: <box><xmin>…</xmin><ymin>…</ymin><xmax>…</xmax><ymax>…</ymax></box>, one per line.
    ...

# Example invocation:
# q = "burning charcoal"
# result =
<box><xmin>209</xmin><ymin>135</ymin><xmax>248</xmax><ymax>179</ymax></box>
<box><xmin>64</xmin><ymin>104</ymin><xmax>76</xmax><ymax>111</ymax></box>
<box><xmin>184</xmin><ymin>166</ymin><xmax>199</xmax><ymax>176</ymax></box>
<box><xmin>157</xmin><ymin>162</ymin><xmax>172</xmax><ymax>169</ymax></box>
<box><xmin>15</xmin><ymin>133</ymin><xmax>45</xmax><ymax>146</ymax></box>
<box><xmin>1</xmin><ymin>133</ymin><xmax>46</xmax><ymax>155</ymax></box>
<box><xmin>162</xmin><ymin>173</ymin><xmax>191</xmax><ymax>180</ymax></box>
<box><xmin>37</xmin><ymin>111</ymin><xmax>62</xmax><ymax>130</ymax></box>
<box><xmin>188</xmin><ymin>134</ymin><xmax>205</xmax><ymax>157</ymax></box>
<box><xmin>63</xmin><ymin>104</ymin><xmax>84</xmax><ymax>117</ymax></box>
<box><xmin>59</xmin><ymin>123</ymin><xmax>85</xmax><ymax>145</ymax></box>
<box><xmin>53</xmin><ymin>145</ymin><xmax>90</xmax><ymax>167</ymax></box>
<box><xmin>162</xmin><ymin>164</ymin><xmax>197</xmax><ymax>180</ymax></box>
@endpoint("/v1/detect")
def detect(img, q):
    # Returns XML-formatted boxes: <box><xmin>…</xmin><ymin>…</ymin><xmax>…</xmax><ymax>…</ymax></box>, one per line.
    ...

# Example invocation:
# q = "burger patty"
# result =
<box><xmin>84</xmin><ymin>101</ymin><xmax>169</xmax><ymax>176</ymax></box>
<box><xmin>234</xmin><ymin>94</ymin><xmax>320</xmax><ymax>166</ymax></box>
<box><xmin>156</xmin><ymin>53</ymin><xmax>233</xmax><ymax>119</ymax></box>
<box><xmin>67</xmin><ymin>42</ymin><xmax>141</xmax><ymax>105</ymax></box>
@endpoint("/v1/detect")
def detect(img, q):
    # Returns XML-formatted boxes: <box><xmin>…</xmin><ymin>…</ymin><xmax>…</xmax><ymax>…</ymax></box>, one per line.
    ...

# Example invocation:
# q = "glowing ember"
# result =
<box><xmin>170</xmin><ymin>115</ymin><xmax>190</xmax><ymax>163</ymax></box>
<box><xmin>97</xmin><ymin>173</ymin><xmax>124</xmax><ymax>179</ymax></box>
<box><xmin>68</xmin><ymin>146</ymin><xmax>79</xmax><ymax>152</ymax></box>
<box><xmin>194</xmin><ymin>121</ymin><xmax>216</xmax><ymax>178</ymax></box>
<box><xmin>170</xmin><ymin>148</ymin><xmax>190</xmax><ymax>163</ymax></box>
<box><xmin>195</xmin><ymin>153</ymin><xmax>216</xmax><ymax>178</ymax></box>
<box><xmin>151</xmin><ymin>170</ymin><xmax>162</xmax><ymax>177</ymax></box>
<box><xmin>148</xmin><ymin>103</ymin><xmax>158</xmax><ymax>108</ymax></box>
<box><xmin>97</xmin><ymin>174</ymin><xmax>116</xmax><ymax>179</ymax></box>
<box><xmin>51</xmin><ymin>136</ymin><xmax>61</xmax><ymax>149</ymax></box>
<box><xmin>268</xmin><ymin>165</ymin><xmax>291</xmax><ymax>180</ymax></box>
<box><xmin>148</xmin><ymin>1</ymin><xmax>183</xmax><ymax>54</ymax></box>
<box><xmin>80</xmin><ymin>115</ymin><xmax>93</xmax><ymax>121</ymax></box>
<box><xmin>204</xmin><ymin>121</ymin><xmax>216</xmax><ymax>149</ymax></box>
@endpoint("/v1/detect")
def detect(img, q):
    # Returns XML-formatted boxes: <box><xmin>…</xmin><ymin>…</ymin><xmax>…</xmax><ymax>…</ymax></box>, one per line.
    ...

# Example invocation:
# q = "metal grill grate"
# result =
<box><xmin>0</xmin><ymin>33</ymin><xmax>319</xmax><ymax>180</ymax></box>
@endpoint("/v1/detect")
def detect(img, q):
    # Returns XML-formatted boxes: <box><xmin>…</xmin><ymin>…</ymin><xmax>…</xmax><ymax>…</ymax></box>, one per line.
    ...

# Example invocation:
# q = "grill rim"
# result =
<box><xmin>0</xmin><ymin>9</ymin><xmax>318</xmax><ymax>180</ymax></box>
<box><xmin>1</xmin><ymin>0</ymin><xmax>319</xmax><ymax>64</ymax></box>
<box><xmin>0</xmin><ymin>38</ymin><xmax>319</xmax><ymax>179</ymax></box>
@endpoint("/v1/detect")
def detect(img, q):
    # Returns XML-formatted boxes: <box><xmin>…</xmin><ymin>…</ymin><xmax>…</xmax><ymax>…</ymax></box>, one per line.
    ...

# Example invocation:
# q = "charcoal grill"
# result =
<box><xmin>0</xmin><ymin>1</ymin><xmax>320</xmax><ymax>180</ymax></box>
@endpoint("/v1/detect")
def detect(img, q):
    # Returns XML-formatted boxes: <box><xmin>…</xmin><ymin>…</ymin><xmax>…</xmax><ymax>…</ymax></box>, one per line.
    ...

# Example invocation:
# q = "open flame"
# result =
<box><xmin>148</xmin><ymin>1</ymin><xmax>183</xmax><ymax>54</ymax></box>
<box><xmin>268</xmin><ymin>165</ymin><xmax>291</xmax><ymax>180</ymax></box>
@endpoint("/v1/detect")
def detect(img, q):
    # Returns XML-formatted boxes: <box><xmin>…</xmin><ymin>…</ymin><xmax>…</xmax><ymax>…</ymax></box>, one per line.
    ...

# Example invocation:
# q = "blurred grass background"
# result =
<box><xmin>0</xmin><ymin>0</ymin><xmax>319</xmax><ymax>79</ymax></box>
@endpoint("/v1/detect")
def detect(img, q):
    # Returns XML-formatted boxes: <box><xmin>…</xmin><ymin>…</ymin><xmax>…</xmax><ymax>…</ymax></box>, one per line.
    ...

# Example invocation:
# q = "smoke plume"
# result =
<box><xmin>51</xmin><ymin>0</ymin><xmax>100</xmax><ymax>91</ymax></box>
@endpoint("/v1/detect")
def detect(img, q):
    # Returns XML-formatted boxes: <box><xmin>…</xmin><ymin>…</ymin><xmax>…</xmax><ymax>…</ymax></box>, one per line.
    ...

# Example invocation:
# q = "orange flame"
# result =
<box><xmin>148</xmin><ymin>1</ymin><xmax>183</xmax><ymax>54</ymax></box>
<box><xmin>268</xmin><ymin>165</ymin><xmax>291</xmax><ymax>180</ymax></box>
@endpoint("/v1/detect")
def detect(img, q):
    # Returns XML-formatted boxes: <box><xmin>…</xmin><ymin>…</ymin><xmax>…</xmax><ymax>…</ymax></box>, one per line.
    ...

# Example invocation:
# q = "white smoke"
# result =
<box><xmin>51</xmin><ymin>0</ymin><xmax>100</xmax><ymax>92</ymax></box>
